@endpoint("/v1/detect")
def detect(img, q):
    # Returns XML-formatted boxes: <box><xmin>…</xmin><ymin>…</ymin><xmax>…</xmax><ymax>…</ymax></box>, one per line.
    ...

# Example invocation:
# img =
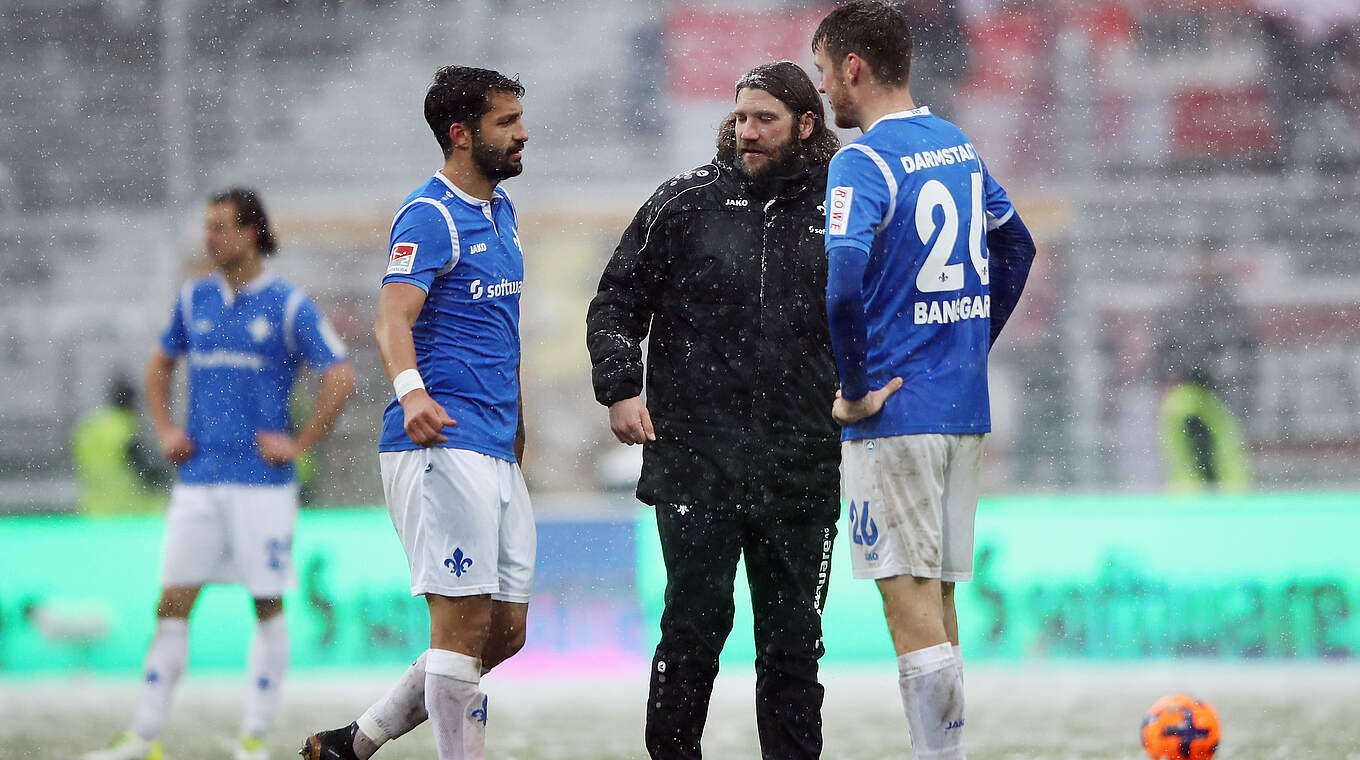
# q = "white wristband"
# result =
<box><xmin>393</xmin><ymin>368</ymin><xmax>425</xmax><ymax>400</ymax></box>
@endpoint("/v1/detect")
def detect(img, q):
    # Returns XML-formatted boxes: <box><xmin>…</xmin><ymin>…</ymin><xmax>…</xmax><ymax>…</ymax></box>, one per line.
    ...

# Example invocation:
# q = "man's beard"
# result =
<box><xmin>738</xmin><ymin>136</ymin><xmax>805</xmax><ymax>181</ymax></box>
<box><xmin>471</xmin><ymin>132</ymin><xmax>525</xmax><ymax>182</ymax></box>
<box><xmin>827</xmin><ymin>86</ymin><xmax>859</xmax><ymax>130</ymax></box>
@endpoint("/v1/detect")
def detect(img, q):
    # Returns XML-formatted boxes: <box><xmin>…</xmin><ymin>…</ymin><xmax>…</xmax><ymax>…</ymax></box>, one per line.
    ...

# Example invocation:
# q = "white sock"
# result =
<box><xmin>130</xmin><ymin>618</ymin><xmax>190</xmax><ymax>740</ymax></box>
<box><xmin>242</xmin><ymin>614</ymin><xmax>290</xmax><ymax>738</ymax></box>
<box><xmin>354</xmin><ymin>651</ymin><xmax>429</xmax><ymax>759</ymax></box>
<box><xmin>897</xmin><ymin>642</ymin><xmax>966</xmax><ymax>760</ymax></box>
<box><xmin>424</xmin><ymin>649</ymin><xmax>486</xmax><ymax>760</ymax></box>
<box><xmin>953</xmin><ymin>644</ymin><xmax>964</xmax><ymax>677</ymax></box>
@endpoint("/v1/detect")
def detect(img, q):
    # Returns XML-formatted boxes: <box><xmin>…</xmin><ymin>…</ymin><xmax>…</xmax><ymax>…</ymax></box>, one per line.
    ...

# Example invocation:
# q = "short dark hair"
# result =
<box><xmin>210</xmin><ymin>187</ymin><xmax>277</xmax><ymax>256</ymax></box>
<box><xmin>812</xmin><ymin>0</ymin><xmax>913</xmax><ymax>87</ymax></box>
<box><xmin>109</xmin><ymin>373</ymin><xmax>137</xmax><ymax>409</ymax></box>
<box><xmin>717</xmin><ymin>61</ymin><xmax>840</xmax><ymax>166</ymax></box>
<box><xmin>425</xmin><ymin>66</ymin><xmax>525</xmax><ymax>157</ymax></box>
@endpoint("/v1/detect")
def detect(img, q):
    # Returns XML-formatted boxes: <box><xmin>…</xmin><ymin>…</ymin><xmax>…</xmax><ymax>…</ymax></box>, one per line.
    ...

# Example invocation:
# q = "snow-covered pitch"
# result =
<box><xmin>11</xmin><ymin>663</ymin><xmax>1360</xmax><ymax>759</ymax></box>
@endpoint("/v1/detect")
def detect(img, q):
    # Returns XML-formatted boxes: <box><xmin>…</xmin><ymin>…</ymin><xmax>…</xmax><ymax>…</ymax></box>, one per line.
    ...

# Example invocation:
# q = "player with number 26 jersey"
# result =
<box><xmin>825</xmin><ymin>106</ymin><xmax>1014</xmax><ymax>440</ymax></box>
<box><xmin>815</xmin><ymin>5</ymin><xmax>1036</xmax><ymax>758</ymax></box>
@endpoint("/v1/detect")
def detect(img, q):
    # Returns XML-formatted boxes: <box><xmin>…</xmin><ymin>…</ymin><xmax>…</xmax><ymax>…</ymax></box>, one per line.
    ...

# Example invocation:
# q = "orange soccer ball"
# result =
<box><xmin>1141</xmin><ymin>694</ymin><xmax>1220</xmax><ymax>760</ymax></box>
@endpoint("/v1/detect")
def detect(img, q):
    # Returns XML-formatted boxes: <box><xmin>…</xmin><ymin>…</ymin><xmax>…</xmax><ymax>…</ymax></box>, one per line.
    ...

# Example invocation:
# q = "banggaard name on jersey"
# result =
<box><xmin>901</xmin><ymin>143</ymin><xmax>977</xmax><ymax>174</ymax></box>
<box><xmin>915</xmin><ymin>294</ymin><xmax>990</xmax><ymax>325</ymax></box>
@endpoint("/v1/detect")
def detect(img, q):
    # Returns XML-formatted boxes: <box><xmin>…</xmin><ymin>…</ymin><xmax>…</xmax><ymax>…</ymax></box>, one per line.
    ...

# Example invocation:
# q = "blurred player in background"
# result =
<box><xmin>84</xmin><ymin>188</ymin><xmax>356</xmax><ymax>760</ymax></box>
<box><xmin>300</xmin><ymin>65</ymin><xmax>532</xmax><ymax>760</ymax></box>
<box><xmin>587</xmin><ymin>61</ymin><xmax>841</xmax><ymax>759</ymax></box>
<box><xmin>813</xmin><ymin>2</ymin><xmax>1036</xmax><ymax>758</ymax></box>
<box><xmin>1156</xmin><ymin>237</ymin><xmax>1253</xmax><ymax>493</ymax></box>
<box><xmin>71</xmin><ymin>373</ymin><xmax>169</xmax><ymax>517</ymax></box>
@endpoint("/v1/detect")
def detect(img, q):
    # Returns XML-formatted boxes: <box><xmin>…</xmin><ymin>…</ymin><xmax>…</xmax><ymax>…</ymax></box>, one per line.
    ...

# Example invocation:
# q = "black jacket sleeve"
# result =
<box><xmin>586</xmin><ymin>191</ymin><xmax>670</xmax><ymax>407</ymax></box>
<box><xmin>987</xmin><ymin>211</ymin><xmax>1036</xmax><ymax>348</ymax></box>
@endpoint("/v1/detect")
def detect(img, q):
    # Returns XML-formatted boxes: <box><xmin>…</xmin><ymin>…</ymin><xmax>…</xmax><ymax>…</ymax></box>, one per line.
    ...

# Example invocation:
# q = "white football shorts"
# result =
<box><xmin>160</xmin><ymin>483</ymin><xmax>299</xmax><ymax>597</ymax></box>
<box><xmin>840</xmin><ymin>433</ymin><xmax>984</xmax><ymax>582</ymax></box>
<box><xmin>379</xmin><ymin>447</ymin><xmax>535</xmax><ymax>602</ymax></box>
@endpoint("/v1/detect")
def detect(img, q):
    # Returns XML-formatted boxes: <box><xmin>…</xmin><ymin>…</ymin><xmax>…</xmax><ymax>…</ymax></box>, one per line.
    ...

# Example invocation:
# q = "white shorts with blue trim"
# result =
<box><xmin>160</xmin><ymin>483</ymin><xmax>299</xmax><ymax>597</ymax></box>
<box><xmin>840</xmin><ymin>433</ymin><xmax>984</xmax><ymax>582</ymax></box>
<box><xmin>379</xmin><ymin>447</ymin><xmax>535</xmax><ymax>602</ymax></box>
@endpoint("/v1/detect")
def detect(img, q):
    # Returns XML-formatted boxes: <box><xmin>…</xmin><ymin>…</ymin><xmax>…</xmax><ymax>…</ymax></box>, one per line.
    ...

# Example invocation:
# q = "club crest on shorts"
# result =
<box><xmin>444</xmin><ymin>547</ymin><xmax>473</xmax><ymax>577</ymax></box>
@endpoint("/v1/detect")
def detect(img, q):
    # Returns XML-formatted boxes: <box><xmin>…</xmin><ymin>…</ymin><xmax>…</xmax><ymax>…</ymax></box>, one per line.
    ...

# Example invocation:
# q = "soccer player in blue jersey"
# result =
<box><xmin>812</xmin><ymin>3</ymin><xmax>1036</xmax><ymax>758</ymax></box>
<box><xmin>300</xmin><ymin>66</ymin><xmax>531</xmax><ymax>760</ymax></box>
<box><xmin>84</xmin><ymin>188</ymin><xmax>356</xmax><ymax>760</ymax></box>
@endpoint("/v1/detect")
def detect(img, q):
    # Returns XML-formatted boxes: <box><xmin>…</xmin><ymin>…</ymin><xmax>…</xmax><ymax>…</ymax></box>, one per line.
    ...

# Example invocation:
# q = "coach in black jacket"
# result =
<box><xmin>587</xmin><ymin>62</ymin><xmax>841</xmax><ymax>760</ymax></box>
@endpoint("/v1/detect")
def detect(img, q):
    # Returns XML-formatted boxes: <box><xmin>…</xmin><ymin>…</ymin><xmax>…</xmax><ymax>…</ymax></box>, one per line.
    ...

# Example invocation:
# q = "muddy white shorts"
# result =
<box><xmin>160</xmin><ymin>483</ymin><xmax>299</xmax><ymax>597</ymax></box>
<box><xmin>379</xmin><ymin>447</ymin><xmax>535</xmax><ymax>602</ymax></box>
<box><xmin>840</xmin><ymin>433</ymin><xmax>984</xmax><ymax>582</ymax></box>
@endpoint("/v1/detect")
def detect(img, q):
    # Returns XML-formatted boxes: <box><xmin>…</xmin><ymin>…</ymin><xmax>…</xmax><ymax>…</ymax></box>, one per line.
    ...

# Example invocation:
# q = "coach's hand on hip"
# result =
<box><xmin>609</xmin><ymin>396</ymin><xmax>655</xmax><ymax>445</ymax></box>
<box><xmin>832</xmin><ymin>377</ymin><xmax>904</xmax><ymax>426</ymax></box>
<box><xmin>402</xmin><ymin>388</ymin><xmax>456</xmax><ymax>446</ymax></box>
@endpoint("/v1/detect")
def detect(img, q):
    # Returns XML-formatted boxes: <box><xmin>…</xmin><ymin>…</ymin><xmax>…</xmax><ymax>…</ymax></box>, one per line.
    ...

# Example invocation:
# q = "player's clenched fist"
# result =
<box><xmin>157</xmin><ymin>426</ymin><xmax>196</xmax><ymax>463</ymax></box>
<box><xmin>401</xmin><ymin>387</ymin><xmax>457</xmax><ymax>446</ymax></box>
<box><xmin>609</xmin><ymin>396</ymin><xmax>655</xmax><ymax>445</ymax></box>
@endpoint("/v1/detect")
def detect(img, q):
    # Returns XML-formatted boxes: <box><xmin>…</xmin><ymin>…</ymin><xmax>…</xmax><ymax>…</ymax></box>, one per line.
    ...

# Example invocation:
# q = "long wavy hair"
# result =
<box><xmin>210</xmin><ymin>187</ymin><xmax>278</xmax><ymax>256</ymax></box>
<box><xmin>717</xmin><ymin>60</ymin><xmax>840</xmax><ymax>169</ymax></box>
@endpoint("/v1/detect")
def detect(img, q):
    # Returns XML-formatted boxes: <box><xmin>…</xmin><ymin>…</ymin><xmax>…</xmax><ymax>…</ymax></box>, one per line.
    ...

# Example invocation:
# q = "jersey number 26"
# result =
<box><xmin>914</xmin><ymin>172</ymin><xmax>989</xmax><ymax>293</ymax></box>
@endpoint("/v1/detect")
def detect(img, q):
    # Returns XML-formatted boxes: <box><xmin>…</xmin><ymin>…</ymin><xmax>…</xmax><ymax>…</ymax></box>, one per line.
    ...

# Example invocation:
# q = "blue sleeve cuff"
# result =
<box><xmin>828</xmin><ymin>237</ymin><xmax>873</xmax><ymax>255</ymax></box>
<box><xmin>381</xmin><ymin>275</ymin><xmax>432</xmax><ymax>293</ymax></box>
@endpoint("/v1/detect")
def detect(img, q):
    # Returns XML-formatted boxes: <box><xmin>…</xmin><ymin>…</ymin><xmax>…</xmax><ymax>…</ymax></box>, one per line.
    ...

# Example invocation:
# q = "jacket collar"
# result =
<box><xmin>712</xmin><ymin>153</ymin><xmax>818</xmax><ymax>201</ymax></box>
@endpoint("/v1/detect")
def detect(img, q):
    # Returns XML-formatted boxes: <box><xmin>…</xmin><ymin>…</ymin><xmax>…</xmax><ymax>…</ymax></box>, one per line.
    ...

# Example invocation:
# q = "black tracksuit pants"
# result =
<box><xmin>645</xmin><ymin>500</ymin><xmax>837</xmax><ymax>760</ymax></box>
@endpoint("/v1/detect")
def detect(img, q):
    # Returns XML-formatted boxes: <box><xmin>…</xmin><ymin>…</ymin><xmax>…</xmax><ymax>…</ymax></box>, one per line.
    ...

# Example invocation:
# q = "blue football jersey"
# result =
<box><xmin>159</xmin><ymin>272</ymin><xmax>349</xmax><ymax>484</ymax></box>
<box><xmin>378</xmin><ymin>172</ymin><xmax>523</xmax><ymax>461</ymax></box>
<box><xmin>825</xmin><ymin>107</ymin><xmax>1015</xmax><ymax>440</ymax></box>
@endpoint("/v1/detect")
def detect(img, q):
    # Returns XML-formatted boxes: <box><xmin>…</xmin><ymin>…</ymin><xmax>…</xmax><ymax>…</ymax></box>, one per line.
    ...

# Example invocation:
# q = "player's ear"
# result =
<box><xmin>798</xmin><ymin>111</ymin><xmax>815</xmax><ymax>141</ymax></box>
<box><xmin>845</xmin><ymin>54</ymin><xmax>862</xmax><ymax>86</ymax></box>
<box><xmin>449</xmin><ymin>122</ymin><xmax>472</xmax><ymax>151</ymax></box>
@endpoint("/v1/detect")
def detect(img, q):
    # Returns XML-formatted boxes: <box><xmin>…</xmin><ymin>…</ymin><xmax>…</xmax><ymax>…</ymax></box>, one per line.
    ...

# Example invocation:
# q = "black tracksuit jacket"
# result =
<box><xmin>587</xmin><ymin>155</ymin><xmax>841</xmax><ymax>519</ymax></box>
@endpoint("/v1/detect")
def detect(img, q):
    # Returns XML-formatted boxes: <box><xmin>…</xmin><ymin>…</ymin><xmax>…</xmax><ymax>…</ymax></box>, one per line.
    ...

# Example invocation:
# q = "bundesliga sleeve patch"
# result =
<box><xmin>828</xmin><ymin>186</ymin><xmax>853</xmax><ymax>235</ymax></box>
<box><xmin>386</xmin><ymin>242</ymin><xmax>417</xmax><ymax>275</ymax></box>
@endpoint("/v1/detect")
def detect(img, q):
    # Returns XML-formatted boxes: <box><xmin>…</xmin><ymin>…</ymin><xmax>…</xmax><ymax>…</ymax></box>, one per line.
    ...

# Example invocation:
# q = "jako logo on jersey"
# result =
<box><xmin>444</xmin><ymin>548</ymin><xmax>473</xmax><ymax>577</ymax></box>
<box><xmin>725</xmin><ymin>198</ymin><xmax>749</xmax><ymax>207</ymax></box>
<box><xmin>387</xmin><ymin>242</ymin><xmax>417</xmax><ymax>276</ymax></box>
<box><xmin>468</xmin><ymin>242</ymin><xmax>488</xmax><ymax>255</ymax></box>
<box><xmin>469</xmin><ymin>278</ymin><xmax>524</xmax><ymax>301</ymax></box>
<box><xmin>849</xmin><ymin>500</ymin><xmax>879</xmax><ymax>547</ymax></box>
<box><xmin>828</xmin><ymin>186</ymin><xmax>853</xmax><ymax>235</ymax></box>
